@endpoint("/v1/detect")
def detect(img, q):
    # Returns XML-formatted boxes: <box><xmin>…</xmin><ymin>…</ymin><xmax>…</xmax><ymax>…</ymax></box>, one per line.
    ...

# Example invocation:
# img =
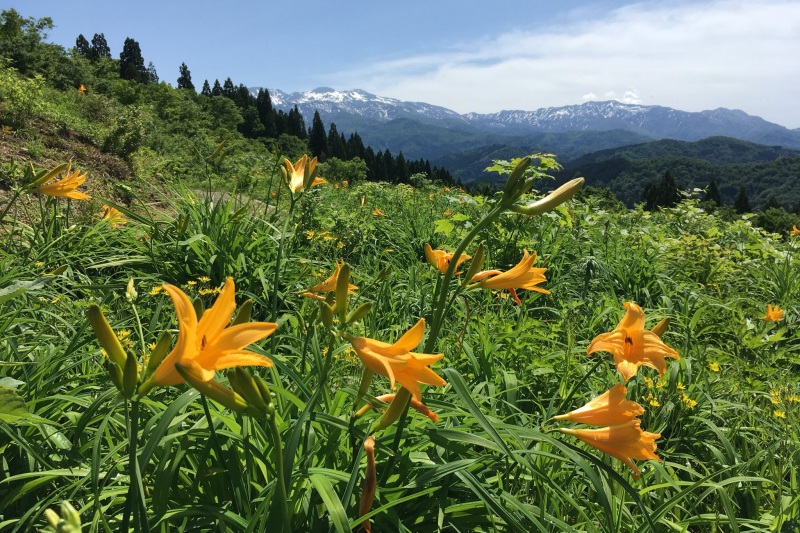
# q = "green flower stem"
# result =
<box><xmin>424</xmin><ymin>202</ymin><xmax>507</xmax><ymax>353</ymax></box>
<box><xmin>200</xmin><ymin>394</ymin><xmax>242</xmax><ymax>516</ymax></box>
<box><xmin>266</xmin><ymin>406</ymin><xmax>291</xmax><ymax>532</ymax></box>
<box><xmin>270</xmin><ymin>195</ymin><xmax>296</xmax><ymax>353</ymax></box>
<box><xmin>120</xmin><ymin>400</ymin><xmax>148</xmax><ymax>532</ymax></box>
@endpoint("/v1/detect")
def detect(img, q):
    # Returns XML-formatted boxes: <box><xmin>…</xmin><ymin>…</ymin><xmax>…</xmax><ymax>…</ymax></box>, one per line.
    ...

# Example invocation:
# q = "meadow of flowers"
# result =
<box><xmin>0</xmin><ymin>152</ymin><xmax>798</xmax><ymax>532</ymax></box>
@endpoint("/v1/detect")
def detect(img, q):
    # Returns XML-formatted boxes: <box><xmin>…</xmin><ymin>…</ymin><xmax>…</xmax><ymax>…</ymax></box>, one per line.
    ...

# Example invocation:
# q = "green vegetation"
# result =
<box><xmin>2</xmin><ymin>8</ymin><xmax>800</xmax><ymax>532</ymax></box>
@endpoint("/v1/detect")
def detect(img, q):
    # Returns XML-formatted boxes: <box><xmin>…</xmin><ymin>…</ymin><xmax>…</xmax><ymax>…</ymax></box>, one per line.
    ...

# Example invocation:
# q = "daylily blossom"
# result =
<box><xmin>762</xmin><ymin>304</ymin><xmax>784</xmax><ymax>322</ymax></box>
<box><xmin>139</xmin><ymin>277</ymin><xmax>277</xmax><ymax>394</ymax></box>
<box><xmin>424</xmin><ymin>243</ymin><xmax>471</xmax><ymax>274</ymax></box>
<box><xmin>372</xmin><ymin>208</ymin><xmax>386</xmax><ymax>217</ymax></box>
<box><xmin>33</xmin><ymin>162</ymin><xmax>91</xmax><ymax>200</ymax></box>
<box><xmin>349</xmin><ymin>318</ymin><xmax>446</xmax><ymax>401</ymax></box>
<box><xmin>791</xmin><ymin>225</ymin><xmax>800</xmax><ymax>236</ymax></box>
<box><xmin>470</xmin><ymin>250</ymin><xmax>549</xmax><ymax>294</ymax></box>
<box><xmin>558</xmin><ymin>420</ymin><xmax>661</xmax><ymax>480</ymax></box>
<box><xmin>77</xmin><ymin>84</ymin><xmax>86</xmax><ymax>94</ymax></box>
<box><xmin>99</xmin><ymin>205</ymin><xmax>127</xmax><ymax>228</ymax></box>
<box><xmin>553</xmin><ymin>384</ymin><xmax>644</xmax><ymax>426</ymax></box>
<box><xmin>283</xmin><ymin>154</ymin><xmax>326</xmax><ymax>193</ymax></box>
<box><xmin>587</xmin><ymin>302</ymin><xmax>679</xmax><ymax>382</ymax></box>
<box><xmin>301</xmin><ymin>261</ymin><xmax>357</xmax><ymax>301</ymax></box>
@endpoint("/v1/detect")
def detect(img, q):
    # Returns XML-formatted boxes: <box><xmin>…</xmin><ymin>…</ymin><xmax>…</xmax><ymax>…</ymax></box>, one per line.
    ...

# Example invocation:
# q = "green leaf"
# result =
<box><xmin>434</xmin><ymin>218</ymin><xmax>455</xmax><ymax>236</ymax></box>
<box><xmin>309</xmin><ymin>473</ymin><xmax>350</xmax><ymax>533</ymax></box>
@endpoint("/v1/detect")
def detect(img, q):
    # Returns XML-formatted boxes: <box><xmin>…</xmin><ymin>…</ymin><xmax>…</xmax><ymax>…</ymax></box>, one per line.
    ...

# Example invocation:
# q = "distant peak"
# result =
<box><xmin>311</xmin><ymin>86</ymin><xmax>336</xmax><ymax>93</ymax></box>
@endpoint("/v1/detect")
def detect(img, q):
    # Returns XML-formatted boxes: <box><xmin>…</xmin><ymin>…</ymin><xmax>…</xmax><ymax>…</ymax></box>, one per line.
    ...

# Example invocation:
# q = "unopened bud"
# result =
<box><xmin>125</xmin><ymin>278</ymin><xmax>137</xmax><ymax>301</ymax></box>
<box><xmin>510</xmin><ymin>177</ymin><xmax>584</xmax><ymax>216</ymax></box>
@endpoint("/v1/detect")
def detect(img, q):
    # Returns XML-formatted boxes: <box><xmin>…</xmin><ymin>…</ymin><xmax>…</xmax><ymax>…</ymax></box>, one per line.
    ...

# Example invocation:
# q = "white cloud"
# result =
<box><xmin>332</xmin><ymin>0</ymin><xmax>800</xmax><ymax>127</ymax></box>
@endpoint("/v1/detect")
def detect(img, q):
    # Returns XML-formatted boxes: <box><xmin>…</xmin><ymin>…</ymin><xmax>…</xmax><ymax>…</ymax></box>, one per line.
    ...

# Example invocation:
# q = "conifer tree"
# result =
<box><xmin>211</xmin><ymin>79</ymin><xmax>222</xmax><ymax>96</ymax></box>
<box><xmin>734</xmin><ymin>187</ymin><xmax>751</xmax><ymax>213</ymax></box>
<box><xmin>147</xmin><ymin>61</ymin><xmax>158</xmax><ymax>83</ymax></box>
<box><xmin>643</xmin><ymin>170</ymin><xmax>681</xmax><ymax>210</ymax></box>
<box><xmin>222</xmin><ymin>78</ymin><xmax>235</xmax><ymax>98</ymax></box>
<box><xmin>327</xmin><ymin>123</ymin><xmax>346</xmax><ymax>159</ymax></box>
<box><xmin>346</xmin><ymin>132</ymin><xmax>366</xmax><ymax>160</ymax></box>
<box><xmin>287</xmin><ymin>106</ymin><xmax>306</xmax><ymax>139</ymax></box>
<box><xmin>309</xmin><ymin>111</ymin><xmax>328</xmax><ymax>158</ymax></box>
<box><xmin>90</xmin><ymin>33</ymin><xmax>111</xmax><ymax>60</ymax></box>
<box><xmin>255</xmin><ymin>88</ymin><xmax>277</xmax><ymax>137</ymax></box>
<box><xmin>119</xmin><ymin>37</ymin><xmax>148</xmax><ymax>83</ymax></box>
<box><xmin>75</xmin><ymin>34</ymin><xmax>90</xmax><ymax>57</ymax></box>
<box><xmin>201</xmin><ymin>79</ymin><xmax>211</xmax><ymax>96</ymax></box>
<box><xmin>177</xmin><ymin>62</ymin><xmax>195</xmax><ymax>92</ymax></box>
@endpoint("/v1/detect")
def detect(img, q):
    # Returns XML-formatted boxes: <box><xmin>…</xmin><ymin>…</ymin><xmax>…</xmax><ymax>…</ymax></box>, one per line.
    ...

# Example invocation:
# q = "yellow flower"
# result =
<box><xmin>553</xmin><ymin>384</ymin><xmax>644</xmax><ymax>426</ymax></box>
<box><xmin>470</xmin><ymin>250</ymin><xmax>549</xmax><ymax>295</ymax></box>
<box><xmin>774</xmin><ymin>410</ymin><xmax>786</xmax><ymax>419</ymax></box>
<box><xmin>282</xmin><ymin>154</ymin><xmax>326</xmax><ymax>193</ymax></box>
<box><xmin>424</xmin><ymin>243</ymin><xmax>471</xmax><ymax>274</ymax></box>
<box><xmin>791</xmin><ymin>225</ymin><xmax>800</xmax><ymax>236</ymax></box>
<box><xmin>676</xmin><ymin>382</ymin><xmax>686</xmax><ymax>391</ymax></box>
<box><xmin>77</xmin><ymin>84</ymin><xmax>86</xmax><ymax>94</ymax></box>
<box><xmin>149</xmin><ymin>286</ymin><xmax>163</xmax><ymax>296</ymax></box>
<box><xmin>98</xmin><ymin>205</ymin><xmax>127</xmax><ymax>228</ymax></box>
<box><xmin>587</xmin><ymin>302</ymin><xmax>679</xmax><ymax>382</ymax></box>
<box><xmin>558</xmin><ymin>420</ymin><xmax>661</xmax><ymax>480</ymax></box>
<box><xmin>372</xmin><ymin>208</ymin><xmax>386</xmax><ymax>217</ymax></box>
<box><xmin>349</xmin><ymin>318</ymin><xmax>447</xmax><ymax>401</ymax></box>
<box><xmin>301</xmin><ymin>262</ymin><xmax>357</xmax><ymax>301</ymax></box>
<box><xmin>33</xmin><ymin>162</ymin><xmax>91</xmax><ymax>200</ymax></box>
<box><xmin>762</xmin><ymin>304</ymin><xmax>784</xmax><ymax>322</ymax></box>
<box><xmin>139</xmin><ymin>277</ymin><xmax>277</xmax><ymax>394</ymax></box>
<box><xmin>709</xmin><ymin>361</ymin><xmax>720</xmax><ymax>372</ymax></box>
<box><xmin>470</xmin><ymin>250</ymin><xmax>550</xmax><ymax>294</ymax></box>
<box><xmin>680</xmin><ymin>393</ymin><xmax>697</xmax><ymax>409</ymax></box>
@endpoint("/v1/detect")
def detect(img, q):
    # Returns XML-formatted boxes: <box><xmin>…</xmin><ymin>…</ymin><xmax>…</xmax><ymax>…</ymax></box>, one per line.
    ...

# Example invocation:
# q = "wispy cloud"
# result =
<box><xmin>332</xmin><ymin>0</ymin><xmax>800</xmax><ymax>127</ymax></box>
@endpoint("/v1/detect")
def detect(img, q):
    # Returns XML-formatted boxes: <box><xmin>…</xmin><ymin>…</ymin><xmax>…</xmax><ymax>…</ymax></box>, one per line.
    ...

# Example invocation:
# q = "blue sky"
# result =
<box><xmin>7</xmin><ymin>0</ymin><xmax>800</xmax><ymax>128</ymax></box>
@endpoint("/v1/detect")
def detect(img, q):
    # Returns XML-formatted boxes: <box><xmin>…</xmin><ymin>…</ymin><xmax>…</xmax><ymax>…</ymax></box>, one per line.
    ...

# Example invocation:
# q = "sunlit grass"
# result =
<box><xmin>1</xmin><ymin>155</ymin><xmax>798</xmax><ymax>532</ymax></box>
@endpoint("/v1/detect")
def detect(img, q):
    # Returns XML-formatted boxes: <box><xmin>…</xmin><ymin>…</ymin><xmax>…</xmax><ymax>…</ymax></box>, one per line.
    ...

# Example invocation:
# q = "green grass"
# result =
<box><xmin>1</xmin><ymin>151</ymin><xmax>799</xmax><ymax>533</ymax></box>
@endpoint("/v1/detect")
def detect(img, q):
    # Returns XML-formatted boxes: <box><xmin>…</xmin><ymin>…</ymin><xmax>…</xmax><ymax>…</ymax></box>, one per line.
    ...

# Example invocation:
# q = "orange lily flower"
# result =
<box><xmin>372</xmin><ymin>208</ymin><xmax>386</xmax><ymax>217</ymax></box>
<box><xmin>424</xmin><ymin>243</ymin><xmax>471</xmax><ymax>274</ymax></box>
<box><xmin>470</xmin><ymin>250</ymin><xmax>549</xmax><ymax>294</ymax></box>
<box><xmin>301</xmin><ymin>262</ymin><xmax>357</xmax><ymax>301</ymax></box>
<box><xmin>791</xmin><ymin>225</ymin><xmax>799</xmax><ymax>236</ymax></box>
<box><xmin>77</xmin><ymin>84</ymin><xmax>86</xmax><ymax>94</ymax></box>
<box><xmin>283</xmin><ymin>154</ymin><xmax>326</xmax><ymax>193</ymax></box>
<box><xmin>349</xmin><ymin>318</ymin><xmax>446</xmax><ymax>401</ymax></box>
<box><xmin>139</xmin><ymin>277</ymin><xmax>277</xmax><ymax>394</ymax></box>
<box><xmin>587</xmin><ymin>302</ymin><xmax>679</xmax><ymax>382</ymax></box>
<box><xmin>763</xmin><ymin>304</ymin><xmax>784</xmax><ymax>322</ymax></box>
<box><xmin>558</xmin><ymin>420</ymin><xmax>661</xmax><ymax>480</ymax></box>
<box><xmin>33</xmin><ymin>162</ymin><xmax>91</xmax><ymax>200</ymax></box>
<box><xmin>99</xmin><ymin>205</ymin><xmax>127</xmax><ymax>228</ymax></box>
<box><xmin>553</xmin><ymin>384</ymin><xmax>644</xmax><ymax>426</ymax></box>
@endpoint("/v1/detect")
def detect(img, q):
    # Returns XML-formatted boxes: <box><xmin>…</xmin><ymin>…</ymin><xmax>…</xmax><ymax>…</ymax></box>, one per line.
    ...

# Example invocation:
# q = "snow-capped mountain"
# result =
<box><xmin>264</xmin><ymin>87</ymin><xmax>467</xmax><ymax>125</ymax></box>
<box><xmin>253</xmin><ymin>86</ymin><xmax>800</xmax><ymax>149</ymax></box>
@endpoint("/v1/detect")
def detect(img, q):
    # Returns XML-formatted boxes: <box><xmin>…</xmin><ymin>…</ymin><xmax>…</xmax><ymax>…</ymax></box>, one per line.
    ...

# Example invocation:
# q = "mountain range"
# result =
<box><xmin>255</xmin><ymin>87</ymin><xmax>800</xmax><ymax>209</ymax></box>
<box><xmin>261</xmin><ymin>87</ymin><xmax>800</xmax><ymax>159</ymax></box>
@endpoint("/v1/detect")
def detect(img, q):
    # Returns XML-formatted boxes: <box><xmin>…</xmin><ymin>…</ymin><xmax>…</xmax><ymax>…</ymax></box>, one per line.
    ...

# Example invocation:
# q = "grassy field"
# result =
<box><xmin>1</xmin><ymin>148</ymin><xmax>798</xmax><ymax>533</ymax></box>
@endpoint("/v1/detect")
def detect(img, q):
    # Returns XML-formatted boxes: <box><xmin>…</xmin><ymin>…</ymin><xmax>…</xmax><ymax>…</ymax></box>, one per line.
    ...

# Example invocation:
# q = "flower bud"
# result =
<box><xmin>125</xmin><ymin>278</ymin><xmax>138</xmax><ymax>301</ymax></box>
<box><xmin>510</xmin><ymin>177</ymin><xmax>584</xmax><ymax>216</ymax></box>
